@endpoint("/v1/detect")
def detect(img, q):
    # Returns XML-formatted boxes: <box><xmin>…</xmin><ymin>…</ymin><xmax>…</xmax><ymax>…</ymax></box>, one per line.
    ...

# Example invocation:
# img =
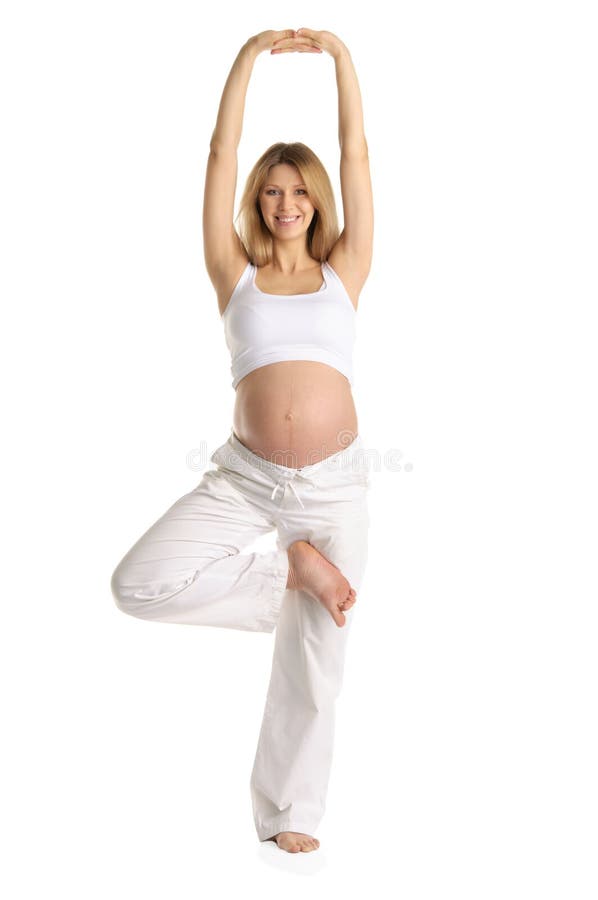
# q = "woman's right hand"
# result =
<box><xmin>245</xmin><ymin>29</ymin><xmax>297</xmax><ymax>58</ymax></box>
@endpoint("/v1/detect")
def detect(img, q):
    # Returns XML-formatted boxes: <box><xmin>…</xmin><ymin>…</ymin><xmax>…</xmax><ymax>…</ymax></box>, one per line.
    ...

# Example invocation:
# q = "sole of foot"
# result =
<box><xmin>287</xmin><ymin>539</ymin><xmax>357</xmax><ymax>627</ymax></box>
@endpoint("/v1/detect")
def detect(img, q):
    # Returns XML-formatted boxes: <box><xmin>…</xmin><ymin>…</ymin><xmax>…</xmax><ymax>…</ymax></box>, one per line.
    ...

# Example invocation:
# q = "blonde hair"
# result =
<box><xmin>235</xmin><ymin>142</ymin><xmax>340</xmax><ymax>268</ymax></box>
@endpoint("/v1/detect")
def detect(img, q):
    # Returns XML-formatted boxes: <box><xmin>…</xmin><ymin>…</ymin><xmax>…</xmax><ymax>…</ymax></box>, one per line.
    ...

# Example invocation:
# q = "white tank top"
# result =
<box><xmin>221</xmin><ymin>260</ymin><xmax>356</xmax><ymax>389</ymax></box>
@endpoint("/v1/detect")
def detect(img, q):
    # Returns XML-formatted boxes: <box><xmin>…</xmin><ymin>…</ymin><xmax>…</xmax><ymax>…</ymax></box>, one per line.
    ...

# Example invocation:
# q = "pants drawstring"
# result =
<box><xmin>270</xmin><ymin>479</ymin><xmax>305</xmax><ymax>509</ymax></box>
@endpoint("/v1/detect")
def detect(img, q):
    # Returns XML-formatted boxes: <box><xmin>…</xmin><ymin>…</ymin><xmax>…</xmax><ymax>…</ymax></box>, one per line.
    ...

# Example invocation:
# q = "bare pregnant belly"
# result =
<box><xmin>232</xmin><ymin>361</ymin><xmax>359</xmax><ymax>469</ymax></box>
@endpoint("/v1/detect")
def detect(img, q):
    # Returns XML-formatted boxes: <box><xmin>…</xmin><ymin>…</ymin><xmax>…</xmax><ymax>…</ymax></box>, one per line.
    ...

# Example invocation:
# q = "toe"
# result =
<box><xmin>340</xmin><ymin>594</ymin><xmax>356</xmax><ymax>611</ymax></box>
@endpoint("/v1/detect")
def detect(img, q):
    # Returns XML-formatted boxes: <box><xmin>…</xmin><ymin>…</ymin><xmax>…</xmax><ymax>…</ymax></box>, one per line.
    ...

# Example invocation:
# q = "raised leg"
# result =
<box><xmin>110</xmin><ymin>468</ymin><xmax>289</xmax><ymax>633</ymax></box>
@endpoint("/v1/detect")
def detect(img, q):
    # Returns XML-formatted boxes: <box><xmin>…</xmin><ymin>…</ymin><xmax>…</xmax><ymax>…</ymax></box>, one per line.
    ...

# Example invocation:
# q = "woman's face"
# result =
<box><xmin>259</xmin><ymin>164</ymin><xmax>316</xmax><ymax>238</ymax></box>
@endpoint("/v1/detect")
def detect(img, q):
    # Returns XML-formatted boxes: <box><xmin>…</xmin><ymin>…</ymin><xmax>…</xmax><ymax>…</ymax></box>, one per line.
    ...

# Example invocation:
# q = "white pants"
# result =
<box><xmin>110</xmin><ymin>429</ymin><xmax>370</xmax><ymax>841</ymax></box>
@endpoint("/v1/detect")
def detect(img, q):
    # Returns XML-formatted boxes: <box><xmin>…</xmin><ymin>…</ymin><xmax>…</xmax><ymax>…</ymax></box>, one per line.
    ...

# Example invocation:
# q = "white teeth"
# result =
<box><xmin>277</xmin><ymin>216</ymin><xmax>299</xmax><ymax>222</ymax></box>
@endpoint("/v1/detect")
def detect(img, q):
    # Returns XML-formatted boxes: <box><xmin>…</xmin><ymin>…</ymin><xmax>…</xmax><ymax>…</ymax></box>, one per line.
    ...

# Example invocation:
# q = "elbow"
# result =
<box><xmin>340</xmin><ymin>140</ymin><xmax>369</xmax><ymax>159</ymax></box>
<box><xmin>209</xmin><ymin>140</ymin><xmax>238</xmax><ymax>157</ymax></box>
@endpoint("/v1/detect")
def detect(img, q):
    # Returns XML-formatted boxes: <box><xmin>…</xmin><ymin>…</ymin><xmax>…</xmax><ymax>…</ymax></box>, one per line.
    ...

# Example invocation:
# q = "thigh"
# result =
<box><xmin>112</xmin><ymin>467</ymin><xmax>276</xmax><ymax>585</ymax></box>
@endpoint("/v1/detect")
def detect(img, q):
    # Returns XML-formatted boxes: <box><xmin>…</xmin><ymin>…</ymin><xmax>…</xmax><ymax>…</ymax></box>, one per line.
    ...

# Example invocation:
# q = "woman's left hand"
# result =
<box><xmin>271</xmin><ymin>27</ymin><xmax>346</xmax><ymax>60</ymax></box>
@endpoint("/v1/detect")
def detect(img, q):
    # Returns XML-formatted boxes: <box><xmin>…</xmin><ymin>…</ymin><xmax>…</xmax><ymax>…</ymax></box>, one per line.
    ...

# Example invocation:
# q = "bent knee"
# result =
<box><xmin>110</xmin><ymin>564</ymin><xmax>199</xmax><ymax>618</ymax></box>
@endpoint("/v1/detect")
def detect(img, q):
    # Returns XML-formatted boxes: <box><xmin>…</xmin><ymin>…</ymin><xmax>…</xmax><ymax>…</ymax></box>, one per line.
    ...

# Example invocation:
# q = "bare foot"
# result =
<box><xmin>270</xmin><ymin>831</ymin><xmax>320</xmax><ymax>853</ymax></box>
<box><xmin>287</xmin><ymin>540</ymin><xmax>357</xmax><ymax>627</ymax></box>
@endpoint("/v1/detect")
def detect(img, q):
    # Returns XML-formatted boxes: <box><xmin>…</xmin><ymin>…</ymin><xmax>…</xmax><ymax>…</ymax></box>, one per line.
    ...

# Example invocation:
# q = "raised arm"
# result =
<box><xmin>202</xmin><ymin>40</ymin><xmax>256</xmax><ymax>287</ymax></box>
<box><xmin>290</xmin><ymin>29</ymin><xmax>374</xmax><ymax>293</ymax></box>
<box><xmin>333</xmin><ymin>39</ymin><xmax>374</xmax><ymax>282</ymax></box>
<box><xmin>202</xmin><ymin>31</ymin><xmax>295</xmax><ymax>293</ymax></box>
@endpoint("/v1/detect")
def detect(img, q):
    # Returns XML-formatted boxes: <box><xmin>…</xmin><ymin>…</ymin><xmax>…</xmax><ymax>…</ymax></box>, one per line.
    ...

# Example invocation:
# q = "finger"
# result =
<box><xmin>272</xmin><ymin>39</ymin><xmax>321</xmax><ymax>50</ymax></box>
<box><xmin>269</xmin><ymin>30</ymin><xmax>295</xmax><ymax>47</ymax></box>
<box><xmin>272</xmin><ymin>34</ymin><xmax>318</xmax><ymax>44</ymax></box>
<box><xmin>293</xmin><ymin>38</ymin><xmax>322</xmax><ymax>50</ymax></box>
<box><xmin>271</xmin><ymin>47</ymin><xmax>321</xmax><ymax>54</ymax></box>
<box><xmin>271</xmin><ymin>42</ymin><xmax>319</xmax><ymax>53</ymax></box>
<box><xmin>296</xmin><ymin>29</ymin><xmax>321</xmax><ymax>44</ymax></box>
<box><xmin>297</xmin><ymin>31</ymin><xmax>322</xmax><ymax>46</ymax></box>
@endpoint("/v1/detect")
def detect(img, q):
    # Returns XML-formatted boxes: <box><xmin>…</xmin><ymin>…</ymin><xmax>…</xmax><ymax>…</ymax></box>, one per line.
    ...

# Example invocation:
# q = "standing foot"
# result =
<box><xmin>269</xmin><ymin>831</ymin><xmax>320</xmax><ymax>853</ymax></box>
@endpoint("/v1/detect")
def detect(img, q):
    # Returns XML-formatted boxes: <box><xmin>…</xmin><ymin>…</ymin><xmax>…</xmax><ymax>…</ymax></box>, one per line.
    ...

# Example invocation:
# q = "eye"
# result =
<box><xmin>265</xmin><ymin>189</ymin><xmax>307</xmax><ymax>195</ymax></box>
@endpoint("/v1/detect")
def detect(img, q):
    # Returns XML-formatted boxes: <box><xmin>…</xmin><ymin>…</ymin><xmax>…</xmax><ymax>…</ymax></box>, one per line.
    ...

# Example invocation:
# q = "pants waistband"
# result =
<box><xmin>225</xmin><ymin>428</ymin><xmax>367</xmax><ymax>481</ymax></box>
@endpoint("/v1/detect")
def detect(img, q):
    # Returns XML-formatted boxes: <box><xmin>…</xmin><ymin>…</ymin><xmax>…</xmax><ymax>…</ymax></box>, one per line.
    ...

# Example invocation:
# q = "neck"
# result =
<box><xmin>268</xmin><ymin>242</ymin><xmax>317</xmax><ymax>273</ymax></box>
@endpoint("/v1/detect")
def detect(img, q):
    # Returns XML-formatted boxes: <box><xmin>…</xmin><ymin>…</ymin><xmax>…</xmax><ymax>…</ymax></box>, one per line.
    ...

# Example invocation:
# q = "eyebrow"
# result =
<box><xmin>264</xmin><ymin>183</ymin><xmax>306</xmax><ymax>188</ymax></box>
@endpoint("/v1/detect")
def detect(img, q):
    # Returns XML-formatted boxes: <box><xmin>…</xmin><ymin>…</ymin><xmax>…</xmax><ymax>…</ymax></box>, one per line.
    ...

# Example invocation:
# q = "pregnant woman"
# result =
<box><xmin>110</xmin><ymin>27</ymin><xmax>374</xmax><ymax>854</ymax></box>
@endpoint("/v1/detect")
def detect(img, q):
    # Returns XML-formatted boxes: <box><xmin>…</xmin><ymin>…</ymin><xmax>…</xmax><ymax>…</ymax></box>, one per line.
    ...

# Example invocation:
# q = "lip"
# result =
<box><xmin>275</xmin><ymin>216</ymin><xmax>301</xmax><ymax>225</ymax></box>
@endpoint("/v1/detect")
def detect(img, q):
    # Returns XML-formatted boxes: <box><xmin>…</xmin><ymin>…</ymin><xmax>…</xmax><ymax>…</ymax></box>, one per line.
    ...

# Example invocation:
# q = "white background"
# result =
<box><xmin>2</xmin><ymin>0</ymin><xmax>596</xmax><ymax>896</ymax></box>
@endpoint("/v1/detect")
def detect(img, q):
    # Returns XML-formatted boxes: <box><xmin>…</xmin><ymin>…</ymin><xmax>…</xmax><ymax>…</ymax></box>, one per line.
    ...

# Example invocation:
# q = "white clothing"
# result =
<box><xmin>221</xmin><ymin>261</ymin><xmax>356</xmax><ymax>389</ymax></box>
<box><xmin>110</xmin><ymin>430</ymin><xmax>370</xmax><ymax>841</ymax></box>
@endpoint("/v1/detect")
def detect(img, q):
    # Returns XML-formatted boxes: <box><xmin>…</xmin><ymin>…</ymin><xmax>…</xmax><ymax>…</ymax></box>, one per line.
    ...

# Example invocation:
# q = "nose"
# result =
<box><xmin>277</xmin><ymin>194</ymin><xmax>301</xmax><ymax>212</ymax></box>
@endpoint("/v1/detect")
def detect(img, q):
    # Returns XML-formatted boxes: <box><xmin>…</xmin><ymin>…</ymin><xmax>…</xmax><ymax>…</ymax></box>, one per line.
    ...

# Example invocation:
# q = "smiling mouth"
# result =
<box><xmin>275</xmin><ymin>216</ymin><xmax>301</xmax><ymax>223</ymax></box>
